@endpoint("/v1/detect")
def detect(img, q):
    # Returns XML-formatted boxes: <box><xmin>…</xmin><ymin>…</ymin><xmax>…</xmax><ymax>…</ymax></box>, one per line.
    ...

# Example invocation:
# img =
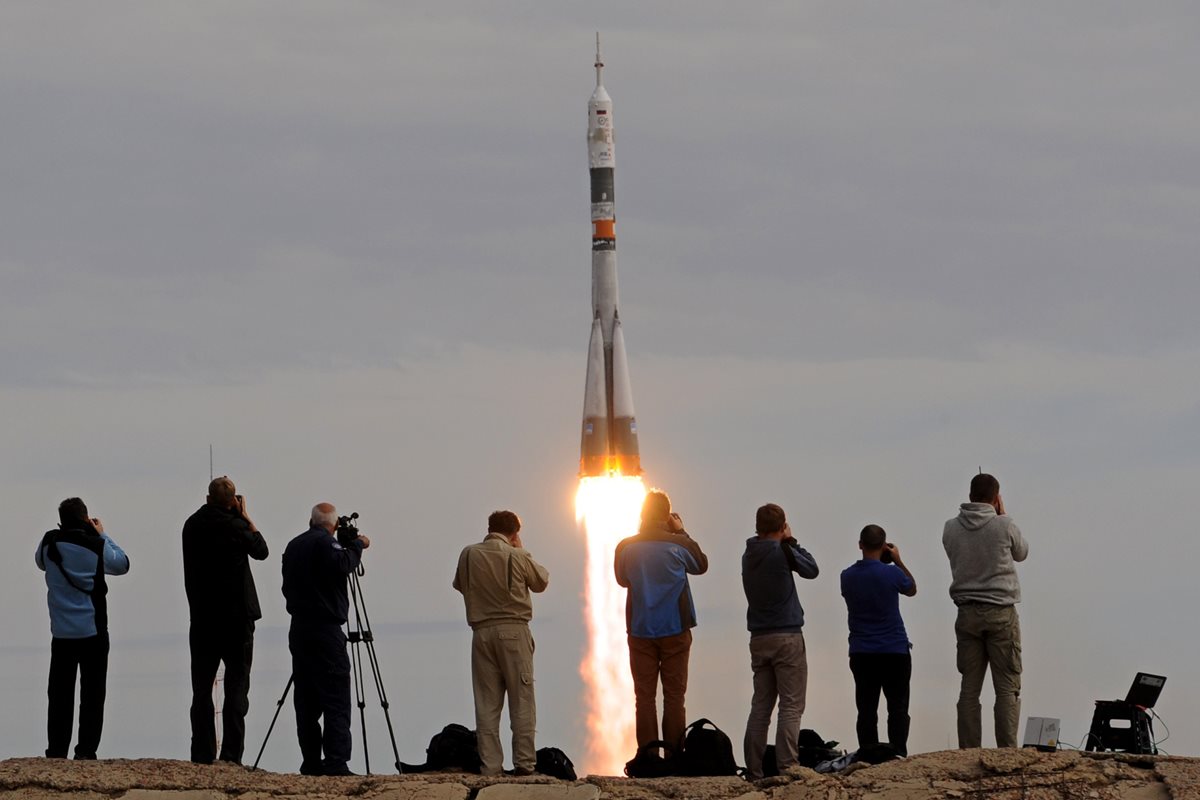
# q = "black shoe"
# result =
<box><xmin>73</xmin><ymin>753</ymin><xmax>97</xmax><ymax>761</ymax></box>
<box><xmin>322</xmin><ymin>763</ymin><xmax>356</xmax><ymax>776</ymax></box>
<box><xmin>300</xmin><ymin>762</ymin><xmax>322</xmax><ymax>776</ymax></box>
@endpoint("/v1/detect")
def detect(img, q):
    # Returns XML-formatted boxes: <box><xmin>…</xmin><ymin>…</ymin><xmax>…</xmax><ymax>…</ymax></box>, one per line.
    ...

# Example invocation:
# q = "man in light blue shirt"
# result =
<box><xmin>36</xmin><ymin>497</ymin><xmax>130</xmax><ymax>759</ymax></box>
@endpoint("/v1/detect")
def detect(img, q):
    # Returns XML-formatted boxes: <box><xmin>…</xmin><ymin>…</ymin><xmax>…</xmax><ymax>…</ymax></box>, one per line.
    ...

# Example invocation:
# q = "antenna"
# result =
<box><xmin>210</xmin><ymin>445</ymin><xmax>214</xmax><ymax>481</ymax></box>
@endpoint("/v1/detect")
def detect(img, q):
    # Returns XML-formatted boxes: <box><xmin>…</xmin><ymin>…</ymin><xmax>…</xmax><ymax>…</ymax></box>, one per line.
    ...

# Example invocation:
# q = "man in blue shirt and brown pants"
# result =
<box><xmin>840</xmin><ymin>524</ymin><xmax>916</xmax><ymax>756</ymax></box>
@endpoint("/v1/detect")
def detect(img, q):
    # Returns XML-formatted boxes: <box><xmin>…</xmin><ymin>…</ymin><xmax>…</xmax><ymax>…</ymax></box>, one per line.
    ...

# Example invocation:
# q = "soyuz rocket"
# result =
<box><xmin>579</xmin><ymin>36</ymin><xmax>641</xmax><ymax>477</ymax></box>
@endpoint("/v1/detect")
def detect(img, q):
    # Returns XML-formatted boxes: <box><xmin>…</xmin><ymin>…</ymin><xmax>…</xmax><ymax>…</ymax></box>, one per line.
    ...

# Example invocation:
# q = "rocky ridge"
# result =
<box><xmin>1</xmin><ymin>749</ymin><xmax>1197</xmax><ymax>800</ymax></box>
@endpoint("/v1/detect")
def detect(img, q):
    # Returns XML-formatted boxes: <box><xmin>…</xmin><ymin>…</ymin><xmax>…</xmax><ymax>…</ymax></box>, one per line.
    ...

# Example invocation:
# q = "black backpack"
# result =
<box><xmin>760</xmin><ymin>729</ymin><xmax>841</xmax><ymax>777</ymax></box>
<box><xmin>536</xmin><ymin>747</ymin><xmax>577</xmax><ymax>780</ymax></box>
<box><xmin>400</xmin><ymin>723</ymin><xmax>482</xmax><ymax>773</ymax></box>
<box><xmin>795</xmin><ymin>729</ymin><xmax>841</xmax><ymax>769</ymax></box>
<box><xmin>679</xmin><ymin>718</ymin><xmax>740</xmax><ymax>777</ymax></box>
<box><xmin>624</xmin><ymin>740</ymin><xmax>678</xmax><ymax>778</ymax></box>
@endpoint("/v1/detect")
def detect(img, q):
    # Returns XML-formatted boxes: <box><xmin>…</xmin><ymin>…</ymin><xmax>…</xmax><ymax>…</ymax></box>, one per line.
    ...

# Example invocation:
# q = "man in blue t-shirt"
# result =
<box><xmin>840</xmin><ymin>524</ymin><xmax>916</xmax><ymax>756</ymax></box>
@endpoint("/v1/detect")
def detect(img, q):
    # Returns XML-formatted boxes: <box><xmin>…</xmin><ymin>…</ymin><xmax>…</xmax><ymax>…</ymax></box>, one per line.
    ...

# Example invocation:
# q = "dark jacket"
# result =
<box><xmin>614</xmin><ymin>522</ymin><xmax>709</xmax><ymax>638</ymax></box>
<box><xmin>182</xmin><ymin>504</ymin><xmax>269</xmax><ymax>625</ymax></box>
<box><xmin>281</xmin><ymin>526</ymin><xmax>363</xmax><ymax>626</ymax></box>
<box><xmin>742</xmin><ymin>536</ymin><xmax>819</xmax><ymax>636</ymax></box>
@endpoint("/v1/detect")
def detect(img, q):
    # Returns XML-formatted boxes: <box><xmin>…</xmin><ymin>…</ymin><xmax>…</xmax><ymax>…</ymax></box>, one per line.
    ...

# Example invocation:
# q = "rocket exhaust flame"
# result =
<box><xmin>576</xmin><ymin>474</ymin><xmax>645</xmax><ymax>775</ymax></box>
<box><xmin>576</xmin><ymin>37</ymin><xmax>645</xmax><ymax>774</ymax></box>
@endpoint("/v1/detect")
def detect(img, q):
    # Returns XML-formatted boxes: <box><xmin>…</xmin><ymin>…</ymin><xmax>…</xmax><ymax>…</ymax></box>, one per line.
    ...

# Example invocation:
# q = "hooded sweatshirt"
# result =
<box><xmin>942</xmin><ymin>503</ymin><xmax>1028</xmax><ymax>606</ymax></box>
<box><xmin>742</xmin><ymin>537</ymin><xmax>819</xmax><ymax>636</ymax></box>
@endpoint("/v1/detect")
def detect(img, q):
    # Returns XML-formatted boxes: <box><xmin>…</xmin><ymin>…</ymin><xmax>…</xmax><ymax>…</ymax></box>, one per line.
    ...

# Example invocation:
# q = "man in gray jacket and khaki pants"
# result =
<box><xmin>454</xmin><ymin>510</ymin><xmax>550</xmax><ymax>776</ymax></box>
<box><xmin>943</xmin><ymin>473</ymin><xmax>1029</xmax><ymax>749</ymax></box>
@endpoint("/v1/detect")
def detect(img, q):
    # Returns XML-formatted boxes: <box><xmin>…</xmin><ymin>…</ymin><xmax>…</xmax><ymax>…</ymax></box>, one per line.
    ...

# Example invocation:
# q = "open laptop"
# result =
<box><xmin>1124</xmin><ymin>673</ymin><xmax>1166</xmax><ymax>709</ymax></box>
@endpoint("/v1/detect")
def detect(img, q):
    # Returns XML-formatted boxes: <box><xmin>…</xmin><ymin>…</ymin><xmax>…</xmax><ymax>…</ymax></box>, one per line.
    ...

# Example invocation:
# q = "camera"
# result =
<box><xmin>881</xmin><ymin>543</ymin><xmax>895</xmax><ymax>564</ymax></box>
<box><xmin>336</xmin><ymin>512</ymin><xmax>361</xmax><ymax>547</ymax></box>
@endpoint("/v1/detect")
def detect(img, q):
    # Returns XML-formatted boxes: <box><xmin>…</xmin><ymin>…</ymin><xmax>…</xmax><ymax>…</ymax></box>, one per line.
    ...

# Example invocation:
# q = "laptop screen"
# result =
<box><xmin>1124</xmin><ymin>673</ymin><xmax>1166</xmax><ymax>708</ymax></box>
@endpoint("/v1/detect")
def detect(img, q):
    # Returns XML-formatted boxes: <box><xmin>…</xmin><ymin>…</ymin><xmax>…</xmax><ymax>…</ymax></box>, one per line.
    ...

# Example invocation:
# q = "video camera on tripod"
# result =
<box><xmin>336</xmin><ymin>512</ymin><xmax>362</xmax><ymax>548</ymax></box>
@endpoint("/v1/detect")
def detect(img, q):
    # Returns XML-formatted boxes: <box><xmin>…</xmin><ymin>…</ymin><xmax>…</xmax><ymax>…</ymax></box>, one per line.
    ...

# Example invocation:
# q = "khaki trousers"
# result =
<box><xmin>628</xmin><ymin>630</ymin><xmax>692</xmax><ymax>750</ymax></box>
<box><xmin>743</xmin><ymin>632</ymin><xmax>807</xmax><ymax>779</ymax></box>
<box><xmin>955</xmin><ymin>603</ymin><xmax>1022</xmax><ymax>748</ymax></box>
<box><xmin>471</xmin><ymin>623</ymin><xmax>536</xmax><ymax>775</ymax></box>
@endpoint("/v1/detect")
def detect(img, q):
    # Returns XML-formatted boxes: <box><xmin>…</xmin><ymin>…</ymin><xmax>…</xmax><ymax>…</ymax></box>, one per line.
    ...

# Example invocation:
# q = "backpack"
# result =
<box><xmin>795</xmin><ymin>729</ymin><xmax>841</xmax><ymax>769</ymax></box>
<box><xmin>624</xmin><ymin>740</ymin><xmax>678</xmax><ymax>778</ymax></box>
<box><xmin>679</xmin><ymin>718</ymin><xmax>740</xmax><ymax>777</ymax></box>
<box><xmin>400</xmin><ymin>723</ymin><xmax>482</xmax><ymax>773</ymax></box>
<box><xmin>536</xmin><ymin>747</ymin><xmax>577</xmax><ymax>780</ymax></box>
<box><xmin>760</xmin><ymin>729</ymin><xmax>842</xmax><ymax>776</ymax></box>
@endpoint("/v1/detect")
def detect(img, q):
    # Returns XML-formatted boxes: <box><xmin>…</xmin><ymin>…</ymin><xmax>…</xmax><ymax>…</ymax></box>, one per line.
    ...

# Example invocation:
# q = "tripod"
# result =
<box><xmin>251</xmin><ymin>560</ymin><xmax>402</xmax><ymax>774</ymax></box>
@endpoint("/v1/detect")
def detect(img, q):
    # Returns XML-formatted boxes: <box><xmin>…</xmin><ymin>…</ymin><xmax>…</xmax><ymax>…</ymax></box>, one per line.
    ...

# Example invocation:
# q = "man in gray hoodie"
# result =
<box><xmin>943</xmin><ymin>473</ymin><xmax>1029</xmax><ymax>749</ymax></box>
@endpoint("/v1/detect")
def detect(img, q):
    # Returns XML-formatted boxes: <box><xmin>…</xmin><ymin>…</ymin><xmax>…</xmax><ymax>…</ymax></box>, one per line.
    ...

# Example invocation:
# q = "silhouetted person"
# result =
<box><xmin>453</xmin><ymin>510</ymin><xmax>549</xmax><ymax>775</ymax></box>
<box><xmin>615</xmin><ymin>489</ymin><xmax>708</xmax><ymax>751</ymax></box>
<box><xmin>840</xmin><ymin>524</ymin><xmax>916</xmax><ymax>756</ymax></box>
<box><xmin>944</xmin><ymin>473</ymin><xmax>1028</xmax><ymax>748</ymax></box>
<box><xmin>281</xmin><ymin>502</ymin><xmax>369</xmax><ymax>775</ymax></box>
<box><xmin>36</xmin><ymin>497</ymin><xmax>130</xmax><ymax>759</ymax></box>
<box><xmin>182</xmin><ymin>476</ymin><xmax>269</xmax><ymax>764</ymax></box>
<box><xmin>741</xmin><ymin>503</ymin><xmax>819</xmax><ymax>779</ymax></box>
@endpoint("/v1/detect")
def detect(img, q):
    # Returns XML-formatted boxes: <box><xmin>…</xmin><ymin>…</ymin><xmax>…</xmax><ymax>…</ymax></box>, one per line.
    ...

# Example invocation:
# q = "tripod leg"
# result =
<box><xmin>352</xmin><ymin>573</ymin><xmax>403</xmax><ymax>773</ymax></box>
<box><xmin>363</xmin><ymin>637</ymin><xmax>404</xmax><ymax>773</ymax></box>
<box><xmin>250</xmin><ymin>676</ymin><xmax>293</xmax><ymax>771</ymax></box>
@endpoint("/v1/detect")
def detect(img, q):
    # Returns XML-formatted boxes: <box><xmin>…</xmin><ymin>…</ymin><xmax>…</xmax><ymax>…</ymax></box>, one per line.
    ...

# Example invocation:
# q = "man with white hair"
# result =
<box><xmin>281</xmin><ymin>502</ymin><xmax>370</xmax><ymax>776</ymax></box>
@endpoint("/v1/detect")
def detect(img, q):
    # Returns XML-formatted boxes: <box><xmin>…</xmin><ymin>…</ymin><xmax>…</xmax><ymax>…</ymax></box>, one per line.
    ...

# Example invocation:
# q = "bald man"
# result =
<box><xmin>281</xmin><ymin>502</ymin><xmax>370</xmax><ymax>776</ymax></box>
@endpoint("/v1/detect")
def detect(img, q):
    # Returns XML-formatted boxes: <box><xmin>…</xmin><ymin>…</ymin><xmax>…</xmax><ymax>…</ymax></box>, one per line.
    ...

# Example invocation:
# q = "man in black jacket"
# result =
<box><xmin>281</xmin><ymin>502</ymin><xmax>369</xmax><ymax>776</ymax></box>
<box><xmin>182</xmin><ymin>476</ymin><xmax>269</xmax><ymax>765</ymax></box>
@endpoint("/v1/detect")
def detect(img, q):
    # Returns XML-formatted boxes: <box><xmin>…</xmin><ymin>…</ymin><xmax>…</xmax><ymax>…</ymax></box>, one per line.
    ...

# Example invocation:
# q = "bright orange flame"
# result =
<box><xmin>576</xmin><ymin>474</ymin><xmax>646</xmax><ymax>775</ymax></box>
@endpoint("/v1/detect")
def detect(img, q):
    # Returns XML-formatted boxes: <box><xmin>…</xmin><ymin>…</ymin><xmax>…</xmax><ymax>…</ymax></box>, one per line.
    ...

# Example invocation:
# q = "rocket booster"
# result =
<box><xmin>580</xmin><ymin>36</ymin><xmax>641</xmax><ymax>477</ymax></box>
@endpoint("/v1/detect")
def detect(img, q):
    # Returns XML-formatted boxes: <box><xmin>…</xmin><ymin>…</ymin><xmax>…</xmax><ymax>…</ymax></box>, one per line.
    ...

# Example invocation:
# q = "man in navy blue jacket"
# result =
<box><xmin>614</xmin><ymin>490</ymin><xmax>708</xmax><ymax>751</ymax></box>
<box><xmin>281</xmin><ymin>502</ymin><xmax>369</xmax><ymax>776</ymax></box>
<box><xmin>36</xmin><ymin>497</ymin><xmax>130</xmax><ymax>759</ymax></box>
<box><xmin>741</xmin><ymin>503</ymin><xmax>819</xmax><ymax>779</ymax></box>
<box><xmin>840</xmin><ymin>524</ymin><xmax>916</xmax><ymax>756</ymax></box>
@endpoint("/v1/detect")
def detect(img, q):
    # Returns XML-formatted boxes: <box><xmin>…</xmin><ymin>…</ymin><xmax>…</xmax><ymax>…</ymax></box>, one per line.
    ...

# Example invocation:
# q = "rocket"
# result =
<box><xmin>580</xmin><ymin>35</ymin><xmax>641</xmax><ymax>477</ymax></box>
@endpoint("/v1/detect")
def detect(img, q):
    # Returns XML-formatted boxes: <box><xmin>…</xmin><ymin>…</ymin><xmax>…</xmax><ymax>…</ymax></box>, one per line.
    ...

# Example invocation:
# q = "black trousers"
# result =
<box><xmin>289</xmin><ymin>623</ymin><xmax>352</xmax><ymax>774</ymax></box>
<box><xmin>849</xmin><ymin>652</ymin><xmax>912</xmax><ymax>756</ymax></box>
<box><xmin>189</xmin><ymin>620</ymin><xmax>255</xmax><ymax>764</ymax></box>
<box><xmin>47</xmin><ymin>634</ymin><xmax>110</xmax><ymax>759</ymax></box>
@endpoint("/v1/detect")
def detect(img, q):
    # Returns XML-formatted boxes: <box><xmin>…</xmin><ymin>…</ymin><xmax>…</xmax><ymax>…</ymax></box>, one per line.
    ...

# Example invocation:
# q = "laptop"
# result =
<box><xmin>1124</xmin><ymin>673</ymin><xmax>1166</xmax><ymax>709</ymax></box>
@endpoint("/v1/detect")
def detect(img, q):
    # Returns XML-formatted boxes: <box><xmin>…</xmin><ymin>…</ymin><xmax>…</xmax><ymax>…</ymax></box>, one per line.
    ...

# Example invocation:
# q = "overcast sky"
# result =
<box><xmin>3</xmin><ymin>2</ymin><xmax>1199</xmax><ymax>772</ymax></box>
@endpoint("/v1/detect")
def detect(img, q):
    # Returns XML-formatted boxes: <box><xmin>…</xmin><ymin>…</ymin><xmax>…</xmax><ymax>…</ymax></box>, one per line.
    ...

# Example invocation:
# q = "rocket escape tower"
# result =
<box><xmin>579</xmin><ymin>34</ymin><xmax>642</xmax><ymax>478</ymax></box>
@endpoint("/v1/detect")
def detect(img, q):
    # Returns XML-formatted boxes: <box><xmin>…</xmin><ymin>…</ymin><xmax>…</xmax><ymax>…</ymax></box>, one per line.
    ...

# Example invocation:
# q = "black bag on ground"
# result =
<box><xmin>795</xmin><ymin>728</ymin><xmax>841</xmax><ymax>769</ymax></box>
<box><xmin>536</xmin><ymin>746</ymin><xmax>577</xmax><ymax>780</ymax></box>
<box><xmin>400</xmin><ymin>723</ymin><xmax>482</xmax><ymax>773</ymax></box>
<box><xmin>679</xmin><ymin>718</ymin><xmax>740</xmax><ymax>777</ymax></box>
<box><xmin>624</xmin><ymin>740</ymin><xmax>678</xmax><ymax>778</ymax></box>
<box><xmin>760</xmin><ymin>729</ymin><xmax>842</xmax><ymax>776</ymax></box>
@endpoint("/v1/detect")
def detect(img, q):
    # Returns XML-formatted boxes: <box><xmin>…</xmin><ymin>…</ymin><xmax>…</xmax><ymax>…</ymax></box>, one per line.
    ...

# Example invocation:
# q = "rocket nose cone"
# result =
<box><xmin>589</xmin><ymin>84</ymin><xmax>611</xmax><ymax>104</ymax></box>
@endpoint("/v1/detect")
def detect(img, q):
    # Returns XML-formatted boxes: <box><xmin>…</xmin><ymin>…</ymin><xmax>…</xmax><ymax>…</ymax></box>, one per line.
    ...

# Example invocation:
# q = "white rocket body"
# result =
<box><xmin>580</xmin><ymin>40</ymin><xmax>641</xmax><ymax>477</ymax></box>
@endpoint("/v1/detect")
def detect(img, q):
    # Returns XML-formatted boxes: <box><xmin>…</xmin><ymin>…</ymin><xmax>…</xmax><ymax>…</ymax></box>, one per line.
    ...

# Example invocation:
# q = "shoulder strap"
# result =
<box><xmin>41</xmin><ymin>531</ymin><xmax>95</xmax><ymax>596</ymax></box>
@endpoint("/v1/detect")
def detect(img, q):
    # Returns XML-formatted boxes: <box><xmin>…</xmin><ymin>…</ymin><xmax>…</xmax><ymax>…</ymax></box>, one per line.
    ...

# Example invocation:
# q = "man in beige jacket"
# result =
<box><xmin>453</xmin><ymin>510</ymin><xmax>550</xmax><ymax>775</ymax></box>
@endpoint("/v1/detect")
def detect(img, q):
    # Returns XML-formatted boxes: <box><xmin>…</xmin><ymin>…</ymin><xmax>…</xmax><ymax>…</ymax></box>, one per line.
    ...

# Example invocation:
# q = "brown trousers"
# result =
<box><xmin>955</xmin><ymin>603</ymin><xmax>1022</xmax><ymax>748</ymax></box>
<box><xmin>628</xmin><ymin>629</ymin><xmax>692</xmax><ymax>749</ymax></box>
<box><xmin>471</xmin><ymin>623</ymin><xmax>536</xmax><ymax>775</ymax></box>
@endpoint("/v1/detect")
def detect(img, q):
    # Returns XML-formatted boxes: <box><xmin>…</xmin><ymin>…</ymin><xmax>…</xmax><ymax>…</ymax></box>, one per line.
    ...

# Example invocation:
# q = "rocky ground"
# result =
<box><xmin>0</xmin><ymin>749</ymin><xmax>1196</xmax><ymax>800</ymax></box>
